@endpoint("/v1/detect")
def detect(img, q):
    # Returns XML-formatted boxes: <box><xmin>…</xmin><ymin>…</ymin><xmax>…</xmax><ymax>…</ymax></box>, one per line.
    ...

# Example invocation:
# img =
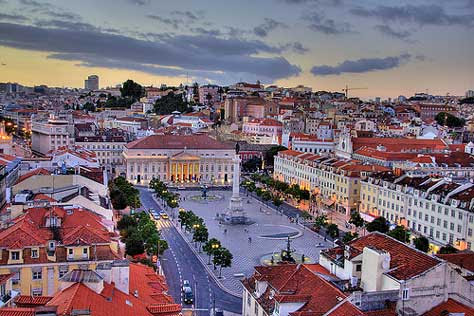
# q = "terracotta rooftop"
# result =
<box><xmin>15</xmin><ymin>168</ymin><xmax>50</xmax><ymax>185</ymax></box>
<box><xmin>436</xmin><ymin>252</ymin><xmax>474</xmax><ymax>273</ymax></box>
<box><xmin>126</xmin><ymin>134</ymin><xmax>233</xmax><ymax>150</ymax></box>
<box><xmin>423</xmin><ymin>298</ymin><xmax>474</xmax><ymax>316</ymax></box>
<box><xmin>324</xmin><ymin>232</ymin><xmax>442</xmax><ymax>281</ymax></box>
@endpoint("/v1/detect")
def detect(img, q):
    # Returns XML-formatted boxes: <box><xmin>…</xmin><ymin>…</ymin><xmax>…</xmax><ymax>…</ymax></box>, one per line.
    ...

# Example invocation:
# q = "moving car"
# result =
<box><xmin>183</xmin><ymin>287</ymin><xmax>193</xmax><ymax>304</ymax></box>
<box><xmin>182</xmin><ymin>280</ymin><xmax>193</xmax><ymax>304</ymax></box>
<box><xmin>159</xmin><ymin>211</ymin><xmax>169</xmax><ymax>220</ymax></box>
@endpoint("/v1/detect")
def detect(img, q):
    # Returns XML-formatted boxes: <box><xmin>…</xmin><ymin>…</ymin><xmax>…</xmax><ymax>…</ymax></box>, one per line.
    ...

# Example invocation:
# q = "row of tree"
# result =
<box><xmin>247</xmin><ymin>175</ymin><xmax>310</xmax><ymax>201</ymax></box>
<box><xmin>346</xmin><ymin>213</ymin><xmax>458</xmax><ymax>254</ymax></box>
<box><xmin>109</xmin><ymin>176</ymin><xmax>141</xmax><ymax>210</ymax></box>
<box><xmin>149</xmin><ymin>178</ymin><xmax>233</xmax><ymax>277</ymax></box>
<box><xmin>153</xmin><ymin>91</ymin><xmax>192</xmax><ymax>115</ymax></box>
<box><xmin>149</xmin><ymin>178</ymin><xmax>179</xmax><ymax>208</ymax></box>
<box><xmin>117</xmin><ymin>212</ymin><xmax>168</xmax><ymax>258</ymax></box>
<box><xmin>178</xmin><ymin>209</ymin><xmax>233</xmax><ymax>277</ymax></box>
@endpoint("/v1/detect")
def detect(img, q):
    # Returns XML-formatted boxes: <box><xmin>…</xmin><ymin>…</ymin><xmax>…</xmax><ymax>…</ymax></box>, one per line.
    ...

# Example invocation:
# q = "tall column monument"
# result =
<box><xmin>223</xmin><ymin>143</ymin><xmax>252</xmax><ymax>225</ymax></box>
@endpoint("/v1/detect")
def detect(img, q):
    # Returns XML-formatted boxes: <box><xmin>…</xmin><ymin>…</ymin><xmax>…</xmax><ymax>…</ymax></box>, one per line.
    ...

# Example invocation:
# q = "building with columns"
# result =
<box><xmin>123</xmin><ymin>134</ymin><xmax>235</xmax><ymax>186</ymax></box>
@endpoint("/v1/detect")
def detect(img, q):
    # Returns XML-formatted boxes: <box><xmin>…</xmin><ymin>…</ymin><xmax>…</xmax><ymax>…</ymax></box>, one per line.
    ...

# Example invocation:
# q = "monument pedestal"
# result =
<box><xmin>221</xmin><ymin>153</ymin><xmax>253</xmax><ymax>225</ymax></box>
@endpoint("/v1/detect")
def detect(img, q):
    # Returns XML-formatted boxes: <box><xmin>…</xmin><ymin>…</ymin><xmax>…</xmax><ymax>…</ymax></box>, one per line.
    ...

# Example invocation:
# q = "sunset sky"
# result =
<box><xmin>0</xmin><ymin>0</ymin><xmax>473</xmax><ymax>98</ymax></box>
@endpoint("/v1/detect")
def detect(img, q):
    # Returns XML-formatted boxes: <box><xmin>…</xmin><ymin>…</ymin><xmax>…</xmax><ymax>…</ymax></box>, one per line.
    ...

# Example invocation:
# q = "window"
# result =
<box><xmin>11</xmin><ymin>251</ymin><xmax>20</xmax><ymax>260</ymax></box>
<box><xmin>31</xmin><ymin>249</ymin><xmax>38</xmax><ymax>258</ymax></box>
<box><xmin>356</xmin><ymin>264</ymin><xmax>362</xmax><ymax>272</ymax></box>
<box><xmin>59</xmin><ymin>266</ymin><xmax>68</xmax><ymax>278</ymax></box>
<box><xmin>402</xmin><ymin>288</ymin><xmax>410</xmax><ymax>300</ymax></box>
<box><xmin>32</xmin><ymin>270</ymin><xmax>42</xmax><ymax>280</ymax></box>
<box><xmin>246</xmin><ymin>291</ymin><xmax>251</xmax><ymax>306</ymax></box>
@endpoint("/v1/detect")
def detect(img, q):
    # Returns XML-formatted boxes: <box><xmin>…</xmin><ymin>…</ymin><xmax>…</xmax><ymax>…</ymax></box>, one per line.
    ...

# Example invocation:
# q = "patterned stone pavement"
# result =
<box><xmin>175</xmin><ymin>189</ymin><xmax>333</xmax><ymax>294</ymax></box>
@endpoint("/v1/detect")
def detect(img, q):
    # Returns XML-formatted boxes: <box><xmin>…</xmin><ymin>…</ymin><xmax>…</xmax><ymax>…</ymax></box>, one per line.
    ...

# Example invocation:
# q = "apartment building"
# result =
<box><xmin>75</xmin><ymin>135</ymin><xmax>127</xmax><ymax>174</ymax></box>
<box><xmin>320</xmin><ymin>232</ymin><xmax>474</xmax><ymax>315</ymax></box>
<box><xmin>360</xmin><ymin>173</ymin><xmax>474</xmax><ymax>251</ymax></box>
<box><xmin>31</xmin><ymin>115</ymin><xmax>74</xmax><ymax>156</ymax></box>
<box><xmin>273</xmin><ymin>150</ymin><xmax>388</xmax><ymax>216</ymax></box>
<box><xmin>123</xmin><ymin>134</ymin><xmax>235</xmax><ymax>186</ymax></box>
<box><xmin>290</xmin><ymin>133</ymin><xmax>334</xmax><ymax>154</ymax></box>
<box><xmin>0</xmin><ymin>206</ymin><xmax>118</xmax><ymax>296</ymax></box>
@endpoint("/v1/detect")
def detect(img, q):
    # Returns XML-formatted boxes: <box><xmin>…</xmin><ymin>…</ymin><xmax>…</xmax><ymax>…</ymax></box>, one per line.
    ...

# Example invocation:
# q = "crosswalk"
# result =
<box><xmin>154</xmin><ymin>219</ymin><xmax>173</xmax><ymax>230</ymax></box>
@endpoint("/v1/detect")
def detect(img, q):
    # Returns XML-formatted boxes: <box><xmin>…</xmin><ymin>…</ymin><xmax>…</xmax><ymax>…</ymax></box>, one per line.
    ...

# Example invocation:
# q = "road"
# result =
<box><xmin>138</xmin><ymin>188</ymin><xmax>242</xmax><ymax>315</ymax></box>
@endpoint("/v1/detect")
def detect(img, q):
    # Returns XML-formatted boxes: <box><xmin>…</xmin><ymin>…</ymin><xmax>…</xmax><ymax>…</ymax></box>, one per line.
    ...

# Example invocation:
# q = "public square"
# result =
<box><xmin>174</xmin><ymin>189</ymin><xmax>332</xmax><ymax>294</ymax></box>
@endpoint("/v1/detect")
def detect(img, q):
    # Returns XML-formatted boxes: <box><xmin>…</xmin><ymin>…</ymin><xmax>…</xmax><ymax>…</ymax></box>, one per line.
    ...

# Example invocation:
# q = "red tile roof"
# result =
<box><xmin>126</xmin><ymin>134</ymin><xmax>233</xmax><ymax>150</ymax></box>
<box><xmin>436</xmin><ymin>252</ymin><xmax>474</xmax><ymax>272</ymax></box>
<box><xmin>0</xmin><ymin>308</ymin><xmax>35</xmax><ymax>316</ymax></box>
<box><xmin>14</xmin><ymin>295</ymin><xmax>53</xmax><ymax>306</ymax></box>
<box><xmin>423</xmin><ymin>298</ymin><xmax>474</xmax><ymax>316</ymax></box>
<box><xmin>41</xmin><ymin>263</ymin><xmax>180</xmax><ymax>316</ymax></box>
<box><xmin>331</xmin><ymin>232</ymin><xmax>442</xmax><ymax>280</ymax></box>
<box><xmin>244</xmin><ymin>264</ymin><xmax>364</xmax><ymax>316</ymax></box>
<box><xmin>0</xmin><ymin>273</ymin><xmax>12</xmax><ymax>285</ymax></box>
<box><xmin>326</xmin><ymin>301</ymin><xmax>364</xmax><ymax>316</ymax></box>
<box><xmin>352</xmin><ymin>137</ymin><xmax>447</xmax><ymax>152</ymax></box>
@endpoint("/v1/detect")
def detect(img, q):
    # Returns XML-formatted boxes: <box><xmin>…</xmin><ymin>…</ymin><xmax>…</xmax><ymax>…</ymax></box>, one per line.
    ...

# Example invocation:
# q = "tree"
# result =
<box><xmin>242</xmin><ymin>157</ymin><xmax>262</xmax><ymax>172</ymax></box>
<box><xmin>387</xmin><ymin>225</ymin><xmax>410</xmax><ymax>243</ymax></box>
<box><xmin>349</xmin><ymin>211</ymin><xmax>365</xmax><ymax>229</ymax></box>
<box><xmin>414</xmin><ymin>236</ymin><xmax>430</xmax><ymax>252</ymax></box>
<box><xmin>120</xmin><ymin>79</ymin><xmax>144</xmax><ymax>100</ymax></box>
<box><xmin>435</xmin><ymin>112</ymin><xmax>465</xmax><ymax>128</ymax></box>
<box><xmin>117</xmin><ymin>215</ymin><xmax>136</xmax><ymax>231</ymax></box>
<box><xmin>109</xmin><ymin>177</ymin><xmax>141</xmax><ymax>210</ymax></box>
<box><xmin>213</xmin><ymin>248</ymin><xmax>233</xmax><ymax>278</ymax></box>
<box><xmin>272</xmin><ymin>196</ymin><xmax>283</xmax><ymax>207</ymax></box>
<box><xmin>154</xmin><ymin>91</ymin><xmax>192</xmax><ymax>115</ymax></box>
<box><xmin>366</xmin><ymin>217</ymin><xmax>389</xmax><ymax>233</ymax></box>
<box><xmin>193</xmin><ymin>225</ymin><xmax>209</xmax><ymax>251</ymax></box>
<box><xmin>83</xmin><ymin>102</ymin><xmax>96</xmax><ymax>112</ymax></box>
<box><xmin>439</xmin><ymin>245</ymin><xmax>458</xmax><ymax>254</ymax></box>
<box><xmin>125</xmin><ymin>230</ymin><xmax>145</xmax><ymax>256</ymax></box>
<box><xmin>264</xmin><ymin>145</ymin><xmax>287</xmax><ymax>166</ymax></box>
<box><xmin>342</xmin><ymin>232</ymin><xmax>359</xmax><ymax>243</ymax></box>
<box><xmin>301</xmin><ymin>211</ymin><xmax>313</xmax><ymax>222</ymax></box>
<box><xmin>203</xmin><ymin>238</ymin><xmax>221</xmax><ymax>264</ymax></box>
<box><xmin>327</xmin><ymin>223</ymin><xmax>339</xmax><ymax>239</ymax></box>
<box><xmin>313</xmin><ymin>215</ymin><xmax>328</xmax><ymax>230</ymax></box>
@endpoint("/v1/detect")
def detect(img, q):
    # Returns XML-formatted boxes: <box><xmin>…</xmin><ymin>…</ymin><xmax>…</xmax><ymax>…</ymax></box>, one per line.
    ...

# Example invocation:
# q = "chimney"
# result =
<box><xmin>111</xmin><ymin>260</ymin><xmax>130</xmax><ymax>294</ymax></box>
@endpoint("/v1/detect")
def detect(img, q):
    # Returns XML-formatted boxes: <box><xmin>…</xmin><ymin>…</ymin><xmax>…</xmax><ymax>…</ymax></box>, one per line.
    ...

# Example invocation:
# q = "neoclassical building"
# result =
<box><xmin>123</xmin><ymin>134</ymin><xmax>235</xmax><ymax>186</ymax></box>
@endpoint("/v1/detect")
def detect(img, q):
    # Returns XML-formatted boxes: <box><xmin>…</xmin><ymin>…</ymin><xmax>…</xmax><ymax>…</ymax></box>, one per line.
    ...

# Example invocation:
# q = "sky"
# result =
<box><xmin>0</xmin><ymin>0</ymin><xmax>473</xmax><ymax>99</ymax></box>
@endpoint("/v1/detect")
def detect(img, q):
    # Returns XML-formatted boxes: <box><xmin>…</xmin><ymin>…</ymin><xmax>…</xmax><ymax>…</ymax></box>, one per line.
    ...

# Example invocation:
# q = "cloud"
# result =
<box><xmin>0</xmin><ymin>22</ymin><xmax>301</xmax><ymax>83</ymax></box>
<box><xmin>374</xmin><ymin>24</ymin><xmax>414</xmax><ymax>42</ymax></box>
<box><xmin>171</xmin><ymin>10</ymin><xmax>201</xmax><ymax>22</ymax></box>
<box><xmin>278</xmin><ymin>0</ymin><xmax>343</xmax><ymax>5</ymax></box>
<box><xmin>311</xmin><ymin>54</ymin><xmax>412</xmax><ymax>76</ymax></box>
<box><xmin>147</xmin><ymin>15</ymin><xmax>181</xmax><ymax>29</ymax></box>
<box><xmin>279</xmin><ymin>42</ymin><xmax>309</xmax><ymax>54</ymax></box>
<box><xmin>0</xmin><ymin>13</ymin><xmax>29</xmax><ymax>22</ymax></box>
<box><xmin>350</xmin><ymin>4</ymin><xmax>474</xmax><ymax>28</ymax></box>
<box><xmin>253</xmin><ymin>18</ymin><xmax>287</xmax><ymax>37</ymax></box>
<box><xmin>190</xmin><ymin>27</ymin><xmax>222</xmax><ymax>37</ymax></box>
<box><xmin>127</xmin><ymin>0</ymin><xmax>150</xmax><ymax>5</ymax></box>
<box><xmin>304</xmin><ymin>12</ymin><xmax>353</xmax><ymax>35</ymax></box>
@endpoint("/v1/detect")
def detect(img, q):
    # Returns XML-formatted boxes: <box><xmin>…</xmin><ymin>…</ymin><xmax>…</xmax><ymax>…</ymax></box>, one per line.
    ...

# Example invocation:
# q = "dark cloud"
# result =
<box><xmin>350</xmin><ymin>4</ymin><xmax>474</xmax><ymax>28</ymax></box>
<box><xmin>0</xmin><ymin>22</ymin><xmax>300</xmax><ymax>83</ymax></box>
<box><xmin>171</xmin><ymin>10</ymin><xmax>201</xmax><ymax>22</ymax></box>
<box><xmin>278</xmin><ymin>0</ymin><xmax>343</xmax><ymax>5</ymax></box>
<box><xmin>279</xmin><ymin>42</ymin><xmax>309</xmax><ymax>54</ymax></box>
<box><xmin>127</xmin><ymin>0</ymin><xmax>150</xmax><ymax>5</ymax></box>
<box><xmin>304</xmin><ymin>12</ymin><xmax>353</xmax><ymax>35</ymax></box>
<box><xmin>0</xmin><ymin>13</ymin><xmax>29</xmax><ymax>22</ymax></box>
<box><xmin>374</xmin><ymin>24</ymin><xmax>414</xmax><ymax>42</ymax></box>
<box><xmin>311</xmin><ymin>54</ymin><xmax>411</xmax><ymax>76</ymax></box>
<box><xmin>147</xmin><ymin>15</ymin><xmax>181</xmax><ymax>29</ymax></box>
<box><xmin>190</xmin><ymin>27</ymin><xmax>222</xmax><ymax>37</ymax></box>
<box><xmin>253</xmin><ymin>18</ymin><xmax>287</xmax><ymax>37</ymax></box>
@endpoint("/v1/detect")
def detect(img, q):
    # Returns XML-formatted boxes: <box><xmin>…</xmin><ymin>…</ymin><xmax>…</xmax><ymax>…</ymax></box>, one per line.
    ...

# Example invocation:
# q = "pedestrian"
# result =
<box><xmin>224</xmin><ymin>229</ymin><xmax>227</xmax><ymax>234</ymax></box>
<box><xmin>248</xmin><ymin>237</ymin><xmax>252</xmax><ymax>243</ymax></box>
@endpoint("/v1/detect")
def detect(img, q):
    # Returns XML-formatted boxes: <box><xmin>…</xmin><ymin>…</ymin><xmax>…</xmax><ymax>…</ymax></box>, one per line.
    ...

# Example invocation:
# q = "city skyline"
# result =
<box><xmin>0</xmin><ymin>0</ymin><xmax>473</xmax><ymax>98</ymax></box>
